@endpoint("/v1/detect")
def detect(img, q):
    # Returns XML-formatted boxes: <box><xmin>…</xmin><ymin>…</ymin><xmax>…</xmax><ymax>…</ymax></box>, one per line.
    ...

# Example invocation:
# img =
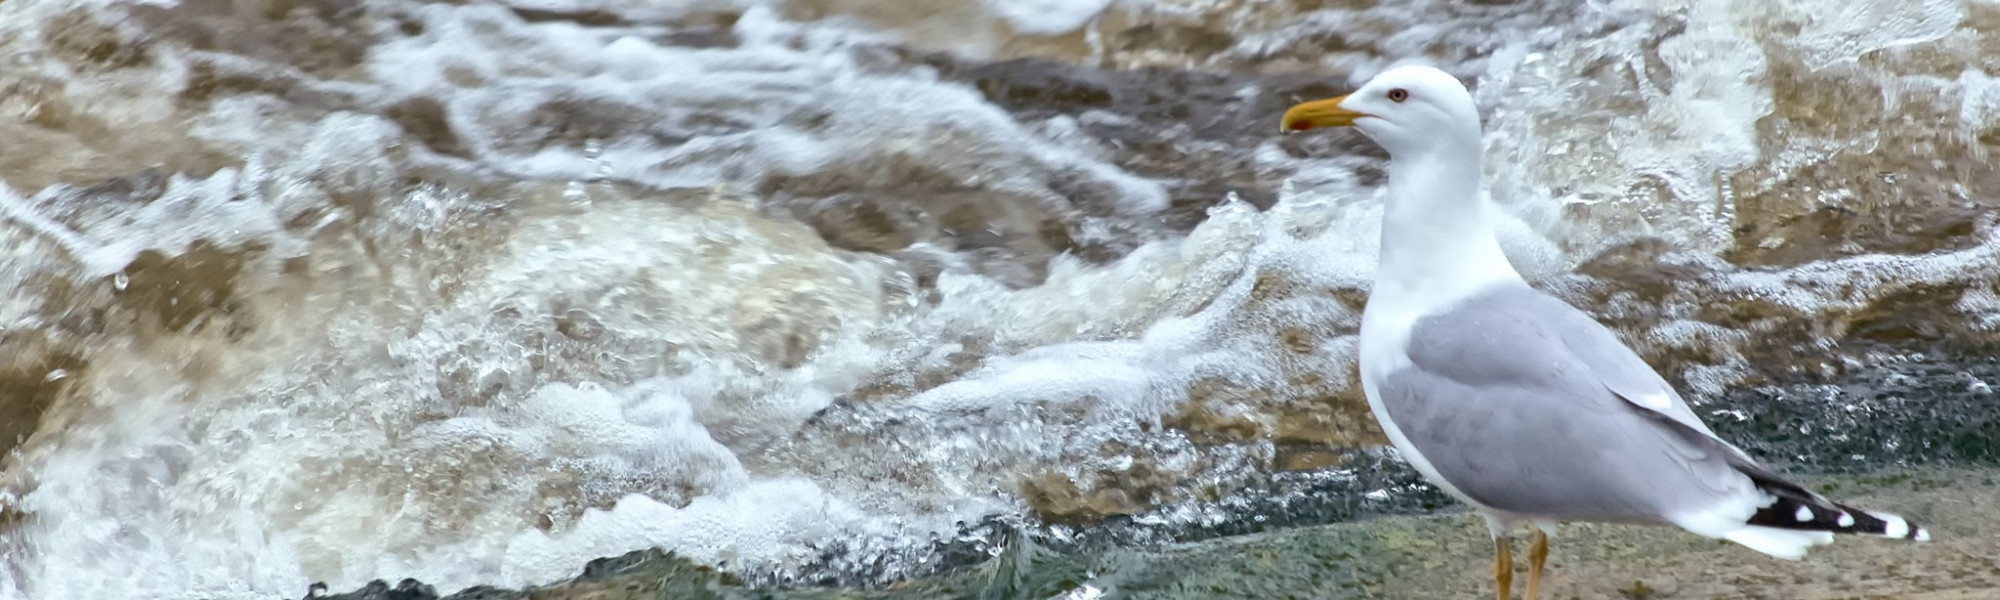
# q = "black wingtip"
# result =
<box><xmin>1739</xmin><ymin>472</ymin><xmax>1928</xmax><ymax>541</ymax></box>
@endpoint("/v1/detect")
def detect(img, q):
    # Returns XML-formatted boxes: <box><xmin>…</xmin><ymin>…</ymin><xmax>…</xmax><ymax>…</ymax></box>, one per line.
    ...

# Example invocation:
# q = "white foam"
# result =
<box><xmin>0</xmin><ymin>182</ymin><xmax>110</xmax><ymax>273</ymax></box>
<box><xmin>1794</xmin><ymin>0</ymin><xmax>1964</xmax><ymax>69</ymax></box>
<box><xmin>0</xmin><ymin>165</ymin><xmax>304</xmax><ymax>278</ymax></box>
<box><xmin>353</xmin><ymin>4</ymin><xmax>1169</xmax><ymax>215</ymax></box>
<box><xmin>1957</xmin><ymin>68</ymin><xmax>2000</xmax><ymax>130</ymax></box>
<box><xmin>979</xmin><ymin>0</ymin><xmax>1116</xmax><ymax>36</ymax></box>
<box><xmin>499</xmin><ymin>478</ymin><xmax>863</xmax><ymax>585</ymax></box>
<box><xmin>1478</xmin><ymin>0</ymin><xmax>1772</xmax><ymax>258</ymax></box>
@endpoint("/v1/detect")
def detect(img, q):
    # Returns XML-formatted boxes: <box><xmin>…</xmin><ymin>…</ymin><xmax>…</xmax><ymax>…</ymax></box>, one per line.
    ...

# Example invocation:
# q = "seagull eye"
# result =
<box><xmin>1387</xmin><ymin>88</ymin><xmax>1409</xmax><ymax>102</ymax></box>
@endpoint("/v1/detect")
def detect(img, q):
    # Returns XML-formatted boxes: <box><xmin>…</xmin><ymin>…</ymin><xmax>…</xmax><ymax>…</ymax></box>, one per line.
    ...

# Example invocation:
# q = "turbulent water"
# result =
<box><xmin>1</xmin><ymin>0</ymin><xmax>1997</xmax><ymax>598</ymax></box>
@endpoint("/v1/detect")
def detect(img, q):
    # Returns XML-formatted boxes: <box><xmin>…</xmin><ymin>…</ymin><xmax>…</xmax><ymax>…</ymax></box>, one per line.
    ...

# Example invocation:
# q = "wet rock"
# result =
<box><xmin>789</xmin><ymin>193</ymin><xmax>923</xmax><ymax>253</ymax></box>
<box><xmin>1561</xmin><ymin>226</ymin><xmax>2000</xmax><ymax>390</ymax></box>
<box><xmin>551</xmin><ymin>309</ymin><xmax>604</xmax><ymax>342</ymax></box>
<box><xmin>653</xmin><ymin>27</ymin><xmax>742</xmax><ymax>49</ymax></box>
<box><xmin>316</xmin><ymin>578</ymin><xmax>438</xmax><ymax>600</ymax></box>
<box><xmin>922</xmin><ymin>55</ymin><xmax>1377</xmax><ymax>231</ymax></box>
<box><xmin>118</xmin><ymin>241</ymin><xmax>252</xmax><ymax>334</ymax></box>
<box><xmin>1839</xmin><ymin>282</ymin><xmax>1975</xmax><ymax>345</ymax></box>
<box><xmin>40</xmin><ymin>11</ymin><xmax>154</xmax><ymax>71</ymax></box>
<box><xmin>129</xmin><ymin>0</ymin><xmax>380</xmax><ymax>76</ymax></box>
<box><xmin>1724</xmin><ymin>30</ymin><xmax>2000</xmax><ymax>268</ymax></box>
<box><xmin>1078</xmin><ymin>0</ymin><xmax>1611</xmax><ymax>75</ymax></box>
<box><xmin>1017</xmin><ymin>456</ymin><xmax>1184</xmax><ymax>526</ymax></box>
<box><xmin>1273</xmin><ymin>394</ymin><xmax>1379</xmax><ymax>448</ymax></box>
<box><xmin>506</xmin><ymin>96</ymin><xmax>689</xmax><ymax>153</ymax></box>
<box><xmin>1107</xmin><ymin>21</ymin><xmax>1240</xmax><ymax>66</ymax></box>
<box><xmin>1165</xmin><ymin>378</ymin><xmax>1276</xmax><ymax>444</ymax></box>
<box><xmin>1574</xmin><ymin>238</ymin><xmax>1714</xmax><ymax>307</ymax></box>
<box><xmin>505</xmin><ymin>6</ymin><xmax>631</xmax><ymax>28</ymax></box>
<box><xmin>957</xmin><ymin>59</ymin><xmax>1116</xmax><ymax>109</ymax></box>
<box><xmin>769</xmin><ymin>182</ymin><xmax>1070</xmax><ymax>287</ymax></box>
<box><xmin>1019</xmin><ymin>473</ymin><xmax>1146</xmax><ymax>526</ymax></box>
<box><xmin>313</xmin><ymin>549</ymin><xmax>742</xmax><ymax>600</ymax></box>
<box><xmin>549</xmin><ymin>549</ymin><xmax>742</xmax><ymax>599</ymax></box>
<box><xmin>1273</xmin><ymin>445</ymin><xmax>1346</xmax><ymax>471</ymax></box>
<box><xmin>835</xmin><ymin>334</ymin><xmax>993</xmax><ymax>406</ymax></box>
<box><xmin>0</xmin><ymin>351</ymin><xmax>85</xmax><ymax>458</ymax></box>
<box><xmin>0</xmin><ymin>74</ymin><xmax>233</xmax><ymax>190</ymax></box>
<box><xmin>1726</xmin><ymin>200</ymin><xmax>1990</xmax><ymax>269</ymax></box>
<box><xmin>384</xmin><ymin>97</ymin><xmax>469</xmax><ymax>158</ymax></box>
<box><xmin>1705</xmin><ymin>353</ymin><xmax>2000</xmax><ymax>471</ymax></box>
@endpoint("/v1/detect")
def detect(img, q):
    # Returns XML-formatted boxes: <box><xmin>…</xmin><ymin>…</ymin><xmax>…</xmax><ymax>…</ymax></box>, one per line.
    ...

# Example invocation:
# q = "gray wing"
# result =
<box><xmin>1380</xmin><ymin>285</ymin><xmax>1759</xmax><ymax>521</ymax></box>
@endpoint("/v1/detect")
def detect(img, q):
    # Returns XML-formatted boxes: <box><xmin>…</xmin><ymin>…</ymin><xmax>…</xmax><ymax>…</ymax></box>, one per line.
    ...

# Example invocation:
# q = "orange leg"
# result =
<box><xmin>1493</xmin><ymin>535</ymin><xmax>1513</xmax><ymax>600</ymax></box>
<box><xmin>1525</xmin><ymin>530</ymin><xmax>1549</xmax><ymax>600</ymax></box>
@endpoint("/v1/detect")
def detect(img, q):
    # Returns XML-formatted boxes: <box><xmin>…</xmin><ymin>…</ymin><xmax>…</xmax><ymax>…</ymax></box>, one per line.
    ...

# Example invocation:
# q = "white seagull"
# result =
<box><xmin>1279</xmin><ymin>64</ymin><xmax>1929</xmax><ymax>600</ymax></box>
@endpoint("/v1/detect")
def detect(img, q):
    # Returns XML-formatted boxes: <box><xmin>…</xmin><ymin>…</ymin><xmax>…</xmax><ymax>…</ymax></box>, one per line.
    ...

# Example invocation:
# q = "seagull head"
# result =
<box><xmin>1279</xmin><ymin>65</ymin><xmax>1483</xmax><ymax>157</ymax></box>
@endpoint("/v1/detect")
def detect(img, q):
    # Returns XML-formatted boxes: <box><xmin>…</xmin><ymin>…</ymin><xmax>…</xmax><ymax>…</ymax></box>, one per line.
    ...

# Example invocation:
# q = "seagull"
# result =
<box><xmin>1278</xmin><ymin>64</ymin><xmax>1929</xmax><ymax>600</ymax></box>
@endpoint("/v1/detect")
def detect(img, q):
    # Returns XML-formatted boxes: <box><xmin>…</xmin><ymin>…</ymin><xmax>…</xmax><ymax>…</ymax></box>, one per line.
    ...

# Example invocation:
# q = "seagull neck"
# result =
<box><xmin>1372</xmin><ymin>143</ymin><xmax>1523</xmax><ymax>305</ymax></box>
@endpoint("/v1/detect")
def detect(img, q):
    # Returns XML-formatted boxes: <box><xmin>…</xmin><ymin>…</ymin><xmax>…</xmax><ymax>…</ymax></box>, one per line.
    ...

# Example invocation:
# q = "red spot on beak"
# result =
<box><xmin>1287</xmin><ymin>120</ymin><xmax>1312</xmax><ymax>131</ymax></box>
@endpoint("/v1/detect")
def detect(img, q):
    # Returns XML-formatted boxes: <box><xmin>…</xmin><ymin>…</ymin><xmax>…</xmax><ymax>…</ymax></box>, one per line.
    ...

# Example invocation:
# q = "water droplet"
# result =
<box><xmin>42</xmin><ymin>369</ymin><xmax>67</xmax><ymax>382</ymax></box>
<box><xmin>112</xmin><ymin>273</ymin><xmax>129</xmax><ymax>291</ymax></box>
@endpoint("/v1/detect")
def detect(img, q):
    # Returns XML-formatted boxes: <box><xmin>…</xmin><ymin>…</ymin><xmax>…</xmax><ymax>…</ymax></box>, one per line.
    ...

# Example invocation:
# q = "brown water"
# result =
<box><xmin>0</xmin><ymin>0</ymin><xmax>1996</xmax><ymax>598</ymax></box>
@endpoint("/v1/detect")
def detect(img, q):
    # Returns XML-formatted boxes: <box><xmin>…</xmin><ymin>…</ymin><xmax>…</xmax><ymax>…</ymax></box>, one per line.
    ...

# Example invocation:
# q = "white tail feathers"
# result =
<box><xmin>1865</xmin><ymin>511</ymin><xmax>1931</xmax><ymax>542</ymax></box>
<box><xmin>1702</xmin><ymin>469</ymin><xmax>1931</xmax><ymax>558</ymax></box>
<box><xmin>1723</xmin><ymin>526</ymin><xmax>1834</xmax><ymax>560</ymax></box>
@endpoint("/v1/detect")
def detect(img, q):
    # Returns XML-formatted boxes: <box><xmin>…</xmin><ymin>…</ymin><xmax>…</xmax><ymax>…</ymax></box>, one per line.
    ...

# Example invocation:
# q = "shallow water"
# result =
<box><xmin>0</xmin><ymin>0</ymin><xmax>1997</xmax><ymax>598</ymax></box>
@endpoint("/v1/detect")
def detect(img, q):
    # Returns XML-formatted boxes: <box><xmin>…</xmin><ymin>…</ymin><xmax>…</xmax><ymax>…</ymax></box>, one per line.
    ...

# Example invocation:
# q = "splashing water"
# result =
<box><xmin>1</xmin><ymin>0</ymin><xmax>1997</xmax><ymax>598</ymax></box>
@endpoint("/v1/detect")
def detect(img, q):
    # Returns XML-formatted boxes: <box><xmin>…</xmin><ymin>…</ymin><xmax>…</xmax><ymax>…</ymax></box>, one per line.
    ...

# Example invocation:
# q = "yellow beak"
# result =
<box><xmin>1280</xmin><ymin>94</ymin><xmax>1367</xmax><ymax>132</ymax></box>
